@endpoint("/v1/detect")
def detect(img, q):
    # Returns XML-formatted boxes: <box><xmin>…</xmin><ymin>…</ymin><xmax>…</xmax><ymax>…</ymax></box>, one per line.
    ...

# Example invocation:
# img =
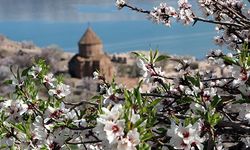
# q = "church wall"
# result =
<box><xmin>68</xmin><ymin>55</ymin><xmax>83</xmax><ymax>78</ymax></box>
<box><xmin>79</xmin><ymin>44</ymin><xmax>103</xmax><ymax>57</ymax></box>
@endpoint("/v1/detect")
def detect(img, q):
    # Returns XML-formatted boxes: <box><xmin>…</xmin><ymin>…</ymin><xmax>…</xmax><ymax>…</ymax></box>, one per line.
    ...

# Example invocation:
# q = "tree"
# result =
<box><xmin>0</xmin><ymin>0</ymin><xmax>250</xmax><ymax>149</ymax></box>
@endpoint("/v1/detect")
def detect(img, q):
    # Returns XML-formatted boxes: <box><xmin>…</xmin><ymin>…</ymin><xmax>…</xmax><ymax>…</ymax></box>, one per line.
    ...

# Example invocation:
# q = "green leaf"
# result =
<box><xmin>3</xmin><ymin>80</ymin><xmax>12</xmax><ymax>85</ymax></box>
<box><xmin>141</xmin><ymin>132</ymin><xmax>153</xmax><ymax>141</ymax></box>
<box><xmin>134</xmin><ymin>118</ymin><xmax>147</xmax><ymax>128</ymax></box>
<box><xmin>186</xmin><ymin>76</ymin><xmax>200</xmax><ymax>87</ymax></box>
<box><xmin>124</xmin><ymin>89</ymin><xmax>132</xmax><ymax>105</ymax></box>
<box><xmin>156</xmin><ymin>128</ymin><xmax>167</xmax><ymax>135</ymax></box>
<box><xmin>21</xmin><ymin>67</ymin><xmax>30</xmax><ymax>77</ymax></box>
<box><xmin>155</xmin><ymin>55</ymin><xmax>170</xmax><ymax>62</ymax></box>
<box><xmin>139</xmin><ymin>143</ymin><xmax>151</xmax><ymax>150</ymax></box>
<box><xmin>131</xmin><ymin>52</ymin><xmax>148</xmax><ymax>61</ymax></box>
<box><xmin>184</xmin><ymin>118</ymin><xmax>191</xmax><ymax>127</ymax></box>
<box><xmin>210</xmin><ymin>95</ymin><xmax>221</xmax><ymax>109</ymax></box>
<box><xmin>153</xmin><ymin>50</ymin><xmax>159</xmax><ymax>61</ymax></box>
<box><xmin>91</xmin><ymin>95</ymin><xmax>101</xmax><ymax>100</ymax></box>
<box><xmin>150</xmin><ymin>50</ymin><xmax>153</xmax><ymax>63</ymax></box>
<box><xmin>14</xmin><ymin>123</ymin><xmax>26</xmax><ymax>132</ymax></box>
<box><xmin>222</xmin><ymin>56</ymin><xmax>236</xmax><ymax>65</ymax></box>
<box><xmin>134</xmin><ymin>88</ymin><xmax>142</xmax><ymax>107</ymax></box>
<box><xmin>210</xmin><ymin>113</ymin><xmax>222</xmax><ymax>127</ymax></box>
<box><xmin>147</xmin><ymin>98</ymin><xmax>161</xmax><ymax>108</ymax></box>
<box><xmin>247</xmin><ymin>56</ymin><xmax>250</xmax><ymax>67</ymax></box>
<box><xmin>206</xmin><ymin>112</ymin><xmax>221</xmax><ymax>127</ymax></box>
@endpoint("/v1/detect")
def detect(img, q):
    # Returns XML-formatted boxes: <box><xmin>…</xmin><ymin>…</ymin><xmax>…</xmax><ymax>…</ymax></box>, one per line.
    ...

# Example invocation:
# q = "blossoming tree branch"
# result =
<box><xmin>0</xmin><ymin>0</ymin><xmax>250</xmax><ymax>150</ymax></box>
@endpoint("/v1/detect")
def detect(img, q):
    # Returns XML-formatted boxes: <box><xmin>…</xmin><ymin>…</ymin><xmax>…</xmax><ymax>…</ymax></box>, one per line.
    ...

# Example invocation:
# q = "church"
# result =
<box><xmin>68</xmin><ymin>27</ymin><xmax>115</xmax><ymax>80</ymax></box>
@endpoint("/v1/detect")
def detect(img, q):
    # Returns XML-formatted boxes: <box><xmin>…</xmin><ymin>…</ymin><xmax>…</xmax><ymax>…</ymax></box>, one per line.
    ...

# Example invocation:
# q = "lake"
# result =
<box><xmin>0</xmin><ymin>0</ymin><xmax>219</xmax><ymax>58</ymax></box>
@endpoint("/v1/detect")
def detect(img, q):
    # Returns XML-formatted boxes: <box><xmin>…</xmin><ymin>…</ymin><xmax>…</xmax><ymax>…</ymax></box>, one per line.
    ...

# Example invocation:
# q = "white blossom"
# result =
<box><xmin>137</xmin><ymin>58</ymin><xmax>165</xmax><ymax>83</ymax></box>
<box><xmin>48</xmin><ymin>83</ymin><xmax>70</xmax><ymax>99</ymax></box>
<box><xmin>104</xmin><ymin>119</ymin><xmax>125</xmax><ymax>144</ymax></box>
<box><xmin>167</xmin><ymin>121</ymin><xmax>205</xmax><ymax>150</ymax></box>
<box><xmin>117</xmin><ymin>128</ymin><xmax>140</xmax><ymax>150</ymax></box>
<box><xmin>99</xmin><ymin>104</ymin><xmax>123</xmax><ymax>123</ymax></box>
<box><xmin>103</xmin><ymin>86</ymin><xmax>120</xmax><ymax>105</ymax></box>
<box><xmin>93</xmin><ymin>71</ymin><xmax>99</xmax><ymax>80</ymax></box>
<box><xmin>43</xmin><ymin>73</ymin><xmax>56</xmax><ymax>88</ymax></box>
<box><xmin>2</xmin><ymin>99</ymin><xmax>28</xmax><ymax>121</ymax></box>
<box><xmin>32</xmin><ymin>116</ymin><xmax>48</xmax><ymax>144</ymax></box>
<box><xmin>28</xmin><ymin>65</ymin><xmax>42</xmax><ymax>78</ymax></box>
<box><xmin>116</xmin><ymin>0</ymin><xmax>126</xmax><ymax>9</ymax></box>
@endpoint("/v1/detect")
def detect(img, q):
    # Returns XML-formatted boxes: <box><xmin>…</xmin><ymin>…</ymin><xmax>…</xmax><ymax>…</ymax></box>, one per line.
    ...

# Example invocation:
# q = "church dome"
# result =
<box><xmin>78</xmin><ymin>27</ymin><xmax>102</xmax><ymax>45</ymax></box>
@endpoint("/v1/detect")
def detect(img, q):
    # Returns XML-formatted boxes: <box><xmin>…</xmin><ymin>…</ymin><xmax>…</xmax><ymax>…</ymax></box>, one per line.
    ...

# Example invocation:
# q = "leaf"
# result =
<box><xmin>155</xmin><ymin>55</ymin><xmax>170</xmax><ymax>62</ymax></box>
<box><xmin>247</xmin><ymin>56</ymin><xmax>250</xmax><ymax>67</ymax></box>
<box><xmin>91</xmin><ymin>95</ymin><xmax>101</xmax><ymax>100</ymax></box>
<box><xmin>141</xmin><ymin>132</ymin><xmax>153</xmax><ymax>141</ymax></box>
<box><xmin>3</xmin><ymin>80</ymin><xmax>12</xmax><ymax>85</ymax></box>
<box><xmin>184</xmin><ymin>118</ymin><xmax>192</xmax><ymax>127</ymax></box>
<box><xmin>139</xmin><ymin>143</ymin><xmax>151</xmax><ymax>150</ymax></box>
<box><xmin>153</xmin><ymin>49</ymin><xmax>159</xmax><ymax>61</ymax></box>
<box><xmin>21</xmin><ymin>67</ymin><xmax>30</xmax><ymax>77</ymax></box>
<box><xmin>222</xmin><ymin>56</ymin><xmax>236</xmax><ymax>65</ymax></box>
<box><xmin>210</xmin><ymin>113</ymin><xmax>222</xmax><ymax>127</ymax></box>
<box><xmin>134</xmin><ymin>118</ymin><xmax>147</xmax><ymax>128</ymax></box>
<box><xmin>149</xmin><ymin>50</ymin><xmax>153</xmax><ymax>63</ymax></box>
<box><xmin>210</xmin><ymin>95</ymin><xmax>221</xmax><ymax>109</ymax></box>
<box><xmin>131</xmin><ymin>52</ymin><xmax>148</xmax><ymax>61</ymax></box>
<box><xmin>156</xmin><ymin>127</ymin><xmax>167</xmax><ymax>134</ymax></box>
<box><xmin>147</xmin><ymin>98</ymin><xmax>161</xmax><ymax>108</ymax></box>
<box><xmin>132</xmin><ymin>52</ymin><xmax>141</xmax><ymax>57</ymax></box>
<box><xmin>124</xmin><ymin>90</ymin><xmax>132</xmax><ymax>107</ymax></box>
<box><xmin>186</xmin><ymin>76</ymin><xmax>200</xmax><ymax>87</ymax></box>
<box><xmin>205</xmin><ymin>112</ymin><xmax>221</xmax><ymax>127</ymax></box>
<box><xmin>134</xmin><ymin>88</ymin><xmax>142</xmax><ymax>107</ymax></box>
<box><xmin>14</xmin><ymin>123</ymin><xmax>26</xmax><ymax>132</ymax></box>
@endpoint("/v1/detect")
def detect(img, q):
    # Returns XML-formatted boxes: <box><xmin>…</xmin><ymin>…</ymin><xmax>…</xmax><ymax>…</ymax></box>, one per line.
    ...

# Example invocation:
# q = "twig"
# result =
<box><xmin>63</xmin><ymin>100</ymin><xmax>99</xmax><ymax>109</ymax></box>
<box><xmin>66</xmin><ymin>140</ymin><xmax>102</xmax><ymax>145</ymax></box>
<box><xmin>194</xmin><ymin>17</ymin><xmax>243</xmax><ymax>28</ymax></box>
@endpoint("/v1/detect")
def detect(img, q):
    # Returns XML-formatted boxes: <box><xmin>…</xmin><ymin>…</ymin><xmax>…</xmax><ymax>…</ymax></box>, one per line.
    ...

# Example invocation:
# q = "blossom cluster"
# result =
<box><xmin>117</xmin><ymin>0</ymin><xmax>250</xmax><ymax>51</ymax></box>
<box><xmin>2</xmin><ymin>50</ymin><xmax>250</xmax><ymax>149</ymax></box>
<box><xmin>0</xmin><ymin>60</ymin><xmax>94</xmax><ymax>149</ymax></box>
<box><xmin>0</xmin><ymin>0</ymin><xmax>250</xmax><ymax>149</ymax></box>
<box><xmin>149</xmin><ymin>3</ymin><xmax>177</xmax><ymax>26</ymax></box>
<box><xmin>137</xmin><ymin>57</ymin><xmax>165</xmax><ymax>83</ymax></box>
<box><xmin>167</xmin><ymin>121</ymin><xmax>205</xmax><ymax>150</ymax></box>
<box><xmin>95</xmin><ymin>104</ymin><xmax>140</xmax><ymax>150</ymax></box>
<box><xmin>148</xmin><ymin>0</ymin><xmax>194</xmax><ymax>26</ymax></box>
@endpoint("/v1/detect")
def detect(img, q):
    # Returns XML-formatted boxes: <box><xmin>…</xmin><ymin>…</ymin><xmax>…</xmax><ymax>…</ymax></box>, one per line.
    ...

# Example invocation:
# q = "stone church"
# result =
<box><xmin>68</xmin><ymin>27</ymin><xmax>115</xmax><ymax>80</ymax></box>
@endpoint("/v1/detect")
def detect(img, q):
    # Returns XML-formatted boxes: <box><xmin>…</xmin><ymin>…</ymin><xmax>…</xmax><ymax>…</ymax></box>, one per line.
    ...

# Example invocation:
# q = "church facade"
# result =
<box><xmin>68</xmin><ymin>27</ymin><xmax>115</xmax><ymax>80</ymax></box>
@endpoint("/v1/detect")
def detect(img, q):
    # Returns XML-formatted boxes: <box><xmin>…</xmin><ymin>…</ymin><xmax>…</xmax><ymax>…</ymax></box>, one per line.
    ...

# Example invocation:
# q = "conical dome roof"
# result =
<box><xmin>78</xmin><ymin>27</ymin><xmax>102</xmax><ymax>45</ymax></box>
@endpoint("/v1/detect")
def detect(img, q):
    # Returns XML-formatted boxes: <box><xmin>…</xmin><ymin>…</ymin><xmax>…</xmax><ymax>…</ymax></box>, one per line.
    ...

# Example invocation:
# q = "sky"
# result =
<box><xmin>0</xmin><ymin>0</ymin><xmax>221</xmax><ymax>58</ymax></box>
<box><xmin>0</xmin><ymin>0</ymin><xmax>171</xmax><ymax>22</ymax></box>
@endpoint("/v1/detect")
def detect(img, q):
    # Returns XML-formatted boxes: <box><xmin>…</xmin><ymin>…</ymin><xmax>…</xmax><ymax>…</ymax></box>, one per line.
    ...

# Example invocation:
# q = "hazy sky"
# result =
<box><xmin>0</xmin><ymin>0</ymin><xmax>186</xmax><ymax>22</ymax></box>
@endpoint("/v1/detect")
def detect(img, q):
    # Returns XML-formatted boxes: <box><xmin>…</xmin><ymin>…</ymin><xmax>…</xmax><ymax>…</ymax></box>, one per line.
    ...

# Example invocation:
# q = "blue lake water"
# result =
<box><xmin>0</xmin><ymin>0</ymin><xmax>220</xmax><ymax>59</ymax></box>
